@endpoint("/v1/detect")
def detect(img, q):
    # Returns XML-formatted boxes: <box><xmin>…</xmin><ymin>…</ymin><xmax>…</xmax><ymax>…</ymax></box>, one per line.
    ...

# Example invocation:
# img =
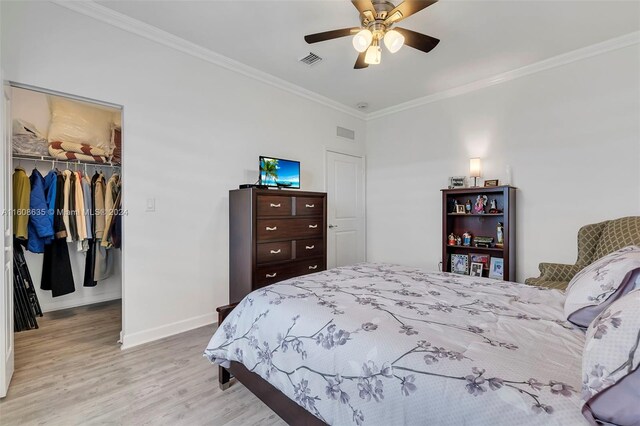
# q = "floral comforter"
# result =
<box><xmin>204</xmin><ymin>263</ymin><xmax>588</xmax><ymax>425</ymax></box>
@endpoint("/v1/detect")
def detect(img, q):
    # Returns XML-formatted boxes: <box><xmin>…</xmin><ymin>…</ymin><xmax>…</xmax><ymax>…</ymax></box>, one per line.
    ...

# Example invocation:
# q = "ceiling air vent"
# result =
<box><xmin>299</xmin><ymin>52</ymin><xmax>323</xmax><ymax>66</ymax></box>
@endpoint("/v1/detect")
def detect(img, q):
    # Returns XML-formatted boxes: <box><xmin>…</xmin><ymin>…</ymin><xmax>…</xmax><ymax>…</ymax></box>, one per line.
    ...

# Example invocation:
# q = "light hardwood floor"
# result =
<box><xmin>0</xmin><ymin>300</ymin><xmax>286</xmax><ymax>426</ymax></box>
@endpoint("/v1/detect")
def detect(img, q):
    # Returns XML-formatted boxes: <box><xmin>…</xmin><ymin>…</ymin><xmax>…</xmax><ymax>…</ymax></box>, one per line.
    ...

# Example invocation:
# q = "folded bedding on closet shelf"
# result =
<box><xmin>48</xmin><ymin>141</ymin><xmax>108</xmax><ymax>163</ymax></box>
<box><xmin>13</xmin><ymin>134</ymin><xmax>49</xmax><ymax>157</ymax></box>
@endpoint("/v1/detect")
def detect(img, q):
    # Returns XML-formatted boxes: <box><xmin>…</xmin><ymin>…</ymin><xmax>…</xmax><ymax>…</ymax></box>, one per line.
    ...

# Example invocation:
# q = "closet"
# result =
<box><xmin>9</xmin><ymin>85</ymin><xmax>123</xmax><ymax>329</ymax></box>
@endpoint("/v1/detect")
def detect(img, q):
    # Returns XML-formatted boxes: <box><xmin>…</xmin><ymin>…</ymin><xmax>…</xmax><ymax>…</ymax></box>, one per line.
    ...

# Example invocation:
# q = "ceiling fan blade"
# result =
<box><xmin>384</xmin><ymin>0</ymin><xmax>437</xmax><ymax>25</ymax></box>
<box><xmin>304</xmin><ymin>28</ymin><xmax>359</xmax><ymax>44</ymax></box>
<box><xmin>354</xmin><ymin>52</ymin><xmax>369</xmax><ymax>69</ymax></box>
<box><xmin>394</xmin><ymin>27</ymin><xmax>440</xmax><ymax>53</ymax></box>
<box><xmin>351</xmin><ymin>0</ymin><xmax>376</xmax><ymax>22</ymax></box>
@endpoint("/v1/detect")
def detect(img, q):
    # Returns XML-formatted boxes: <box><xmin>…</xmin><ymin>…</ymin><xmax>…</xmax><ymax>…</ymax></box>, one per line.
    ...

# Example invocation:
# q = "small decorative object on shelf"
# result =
<box><xmin>496</xmin><ymin>222</ymin><xmax>504</xmax><ymax>248</ymax></box>
<box><xmin>484</xmin><ymin>179</ymin><xmax>499</xmax><ymax>187</ymax></box>
<box><xmin>473</xmin><ymin>236</ymin><xmax>494</xmax><ymax>248</ymax></box>
<box><xmin>448</xmin><ymin>176</ymin><xmax>466</xmax><ymax>189</ymax></box>
<box><xmin>489</xmin><ymin>257</ymin><xmax>504</xmax><ymax>280</ymax></box>
<box><xmin>456</xmin><ymin>236</ymin><xmax>462</xmax><ymax>246</ymax></box>
<box><xmin>470</xmin><ymin>262</ymin><xmax>483</xmax><ymax>277</ymax></box>
<box><xmin>469</xmin><ymin>253</ymin><xmax>490</xmax><ymax>270</ymax></box>
<box><xmin>462</xmin><ymin>231</ymin><xmax>472</xmax><ymax>246</ymax></box>
<box><xmin>451</xmin><ymin>254</ymin><xmax>469</xmax><ymax>274</ymax></box>
<box><xmin>488</xmin><ymin>199</ymin><xmax>500</xmax><ymax>213</ymax></box>
<box><xmin>465</xmin><ymin>199</ymin><xmax>472</xmax><ymax>213</ymax></box>
<box><xmin>455</xmin><ymin>205</ymin><xmax>466</xmax><ymax>214</ymax></box>
<box><xmin>448</xmin><ymin>233</ymin><xmax>457</xmax><ymax>246</ymax></box>
<box><xmin>474</xmin><ymin>195</ymin><xmax>487</xmax><ymax>214</ymax></box>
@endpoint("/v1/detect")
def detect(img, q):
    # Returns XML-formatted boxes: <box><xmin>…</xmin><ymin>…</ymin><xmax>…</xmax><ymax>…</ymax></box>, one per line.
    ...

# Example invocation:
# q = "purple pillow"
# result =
<box><xmin>581</xmin><ymin>288</ymin><xmax>640</xmax><ymax>425</ymax></box>
<box><xmin>564</xmin><ymin>246</ymin><xmax>640</xmax><ymax>327</ymax></box>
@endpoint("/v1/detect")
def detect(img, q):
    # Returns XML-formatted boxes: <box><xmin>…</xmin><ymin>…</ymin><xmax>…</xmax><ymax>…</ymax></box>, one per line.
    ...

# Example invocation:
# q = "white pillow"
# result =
<box><xmin>564</xmin><ymin>246</ymin><xmax>640</xmax><ymax>327</ymax></box>
<box><xmin>581</xmin><ymin>288</ymin><xmax>640</xmax><ymax>425</ymax></box>
<box><xmin>47</xmin><ymin>96</ymin><xmax>114</xmax><ymax>154</ymax></box>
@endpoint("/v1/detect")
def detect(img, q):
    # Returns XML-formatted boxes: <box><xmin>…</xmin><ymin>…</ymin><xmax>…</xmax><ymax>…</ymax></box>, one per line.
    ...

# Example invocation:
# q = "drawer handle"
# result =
<box><xmin>270</xmin><ymin>249</ymin><xmax>281</xmax><ymax>254</ymax></box>
<box><xmin>305</xmin><ymin>245</ymin><xmax>315</xmax><ymax>250</ymax></box>
<box><xmin>266</xmin><ymin>273</ymin><xmax>277</xmax><ymax>278</ymax></box>
<box><xmin>308</xmin><ymin>265</ymin><xmax>318</xmax><ymax>270</ymax></box>
<box><xmin>265</xmin><ymin>226</ymin><xmax>277</xmax><ymax>231</ymax></box>
<box><xmin>305</xmin><ymin>204</ymin><xmax>315</xmax><ymax>208</ymax></box>
<box><xmin>270</xmin><ymin>203</ymin><xmax>281</xmax><ymax>208</ymax></box>
<box><xmin>308</xmin><ymin>224</ymin><xmax>318</xmax><ymax>229</ymax></box>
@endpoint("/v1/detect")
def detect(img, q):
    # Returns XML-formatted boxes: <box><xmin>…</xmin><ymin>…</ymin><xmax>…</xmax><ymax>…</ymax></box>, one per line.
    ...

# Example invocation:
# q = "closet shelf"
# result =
<box><xmin>13</xmin><ymin>154</ymin><xmax>121</xmax><ymax>168</ymax></box>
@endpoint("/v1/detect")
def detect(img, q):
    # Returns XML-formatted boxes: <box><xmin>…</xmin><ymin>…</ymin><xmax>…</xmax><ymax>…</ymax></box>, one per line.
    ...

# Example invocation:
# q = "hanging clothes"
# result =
<box><xmin>83</xmin><ymin>172</ymin><xmax>98</xmax><ymax>287</ymax></box>
<box><xmin>68</xmin><ymin>171</ymin><xmax>79</xmax><ymax>241</ymax></box>
<box><xmin>13</xmin><ymin>167</ymin><xmax>30</xmax><ymax>240</ymax></box>
<box><xmin>101</xmin><ymin>174</ymin><xmax>121</xmax><ymax>248</ymax></box>
<box><xmin>41</xmin><ymin>170</ymin><xmax>75</xmax><ymax>297</ymax></box>
<box><xmin>74</xmin><ymin>171</ymin><xmax>88</xmax><ymax>252</ymax></box>
<box><xmin>93</xmin><ymin>172</ymin><xmax>106</xmax><ymax>240</ymax></box>
<box><xmin>94</xmin><ymin>172</ymin><xmax>114</xmax><ymax>281</ymax></box>
<box><xmin>110</xmin><ymin>191</ymin><xmax>122</xmax><ymax>249</ymax></box>
<box><xmin>62</xmin><ymin>169</ymin><xmax>73</xmax><ymax>243</ymax></box>
<box><xmin>82</xmin><ymin>174</ymin><xmax>93</xmax><ymax>240</ymax></box>
<box><xmin>27</xmin><ymin>169</ymin><xmax>53</xmax><ymax>253</ymax></box>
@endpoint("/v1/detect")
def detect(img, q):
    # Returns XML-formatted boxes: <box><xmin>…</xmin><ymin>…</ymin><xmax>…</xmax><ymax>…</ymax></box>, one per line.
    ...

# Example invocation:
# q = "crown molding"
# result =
<box><xmin>52</xmin><ymin>0</ymin><xmax>367</xmax><ymax>120</ymax></box>
<box><xmin>49</xmin><ymin>1</ymin><xmax>639</xmax><ymax>122</ymax></box>
<box><xmin>367</xmin><ymin>31</ymin><xmax>640</xmax><ymax>120</ymax></box>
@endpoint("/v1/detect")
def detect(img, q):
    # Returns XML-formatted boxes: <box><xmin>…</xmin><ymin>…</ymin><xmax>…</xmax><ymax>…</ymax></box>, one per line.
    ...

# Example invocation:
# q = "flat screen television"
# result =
<box><xmin>259</xmin><ymin>156</ymin><xmax>300</xmax><ymax>189</ymax></box>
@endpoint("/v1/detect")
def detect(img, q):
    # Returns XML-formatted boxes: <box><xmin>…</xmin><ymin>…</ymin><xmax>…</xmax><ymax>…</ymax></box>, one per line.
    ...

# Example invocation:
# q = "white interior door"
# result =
<box><xmin>0</xmin><ymin>82</ymin><xmax>14</xmax><ymax>398</ymax></box>
<box><xmin>326</xmin><ymin>151</ymin><xmax>365</xmax><ymax>269</ymax></box>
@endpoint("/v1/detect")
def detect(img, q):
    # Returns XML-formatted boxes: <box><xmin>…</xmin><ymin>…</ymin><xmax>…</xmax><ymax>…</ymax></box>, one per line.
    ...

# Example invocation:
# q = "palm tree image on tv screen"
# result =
<box><xmin>260</xmin><ymin>157</ymin><xmax>300</xmax><ymax>188</ymax></box>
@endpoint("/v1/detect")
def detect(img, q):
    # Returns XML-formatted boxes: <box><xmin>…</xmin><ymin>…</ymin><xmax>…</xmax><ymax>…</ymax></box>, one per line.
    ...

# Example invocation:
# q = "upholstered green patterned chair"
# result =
<box><xmin>525</xmin><ymin>216</ymin><xmax>640</xmax><ymax>290</ymax></box>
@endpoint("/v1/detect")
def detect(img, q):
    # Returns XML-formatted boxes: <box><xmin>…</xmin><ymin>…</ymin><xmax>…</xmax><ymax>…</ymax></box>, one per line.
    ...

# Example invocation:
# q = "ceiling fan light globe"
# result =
<box><xmin>352</xmin><ymin>29</ymin><xmax>373</xmax><ymax>52</ymax></box>
<box><xmin>364</xmin><ymin>45</ymin><xmax>381</xmax><ymax>65</ymax></box>
<box><xmin>384</xmin><ymin>30</ymin><xmax>405</xmax><ymax>53</ymax></box>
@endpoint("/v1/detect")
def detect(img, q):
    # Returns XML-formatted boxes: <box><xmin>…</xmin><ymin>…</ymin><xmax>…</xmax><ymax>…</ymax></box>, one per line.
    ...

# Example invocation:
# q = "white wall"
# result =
<box><xmin>366</xmin><ymin>45</ymin><xmax>640</xmax><ymax>282</ymax></box>
<box><xmin>1</xmin><ymin>1</ymin><xmax>365</xmax><ymax>347</ymax></box>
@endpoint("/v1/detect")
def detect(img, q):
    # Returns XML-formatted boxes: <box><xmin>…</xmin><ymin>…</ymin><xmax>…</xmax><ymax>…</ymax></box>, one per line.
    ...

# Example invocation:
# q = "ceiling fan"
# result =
<box><xmin>304</xmin><ymin>0</ymin><xmax>440</xmax><ymax>69</ymax></box>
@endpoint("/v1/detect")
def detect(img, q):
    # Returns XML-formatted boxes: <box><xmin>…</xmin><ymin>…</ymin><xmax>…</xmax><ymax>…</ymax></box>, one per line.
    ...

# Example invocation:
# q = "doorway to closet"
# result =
<box><xmin>0</xmin><ymin>83</ymin><xmax>124</xmax><ymax>397</ymax></box>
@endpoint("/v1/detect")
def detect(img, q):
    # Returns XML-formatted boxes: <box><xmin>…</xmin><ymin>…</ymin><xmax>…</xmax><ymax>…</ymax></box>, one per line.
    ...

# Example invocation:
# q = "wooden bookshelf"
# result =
<box><xmin>441</xmin><ymin>185</ymin><xmax>516</xmax><ymax>281</ymax></box>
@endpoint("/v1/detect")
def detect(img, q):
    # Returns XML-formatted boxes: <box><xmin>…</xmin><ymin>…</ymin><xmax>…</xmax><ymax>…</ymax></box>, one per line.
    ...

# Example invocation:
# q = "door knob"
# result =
<box><xmin>328</xmin><ymin>224</ymin><xmax>338</xmax><ymax>229</ymax></box>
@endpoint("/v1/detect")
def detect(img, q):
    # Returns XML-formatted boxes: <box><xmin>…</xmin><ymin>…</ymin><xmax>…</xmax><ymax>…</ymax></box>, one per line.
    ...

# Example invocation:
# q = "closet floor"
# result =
<box><xmin>0</xmin><ymin>300</ymin><xmax>286</xmax><ymax>426</ymax></box>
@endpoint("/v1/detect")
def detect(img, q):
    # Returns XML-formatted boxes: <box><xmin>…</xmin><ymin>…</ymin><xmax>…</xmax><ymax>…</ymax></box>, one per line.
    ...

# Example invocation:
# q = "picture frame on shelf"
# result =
<box><xmin>450</xmin><ymin>254</ymin><xmax>469</xmax><ymax>275</ymax></box>
<box><xmin>484</xmin><ymin>179</ymin><xmax>499</xmax><ymax>187</ymax></box>
<box><xmin>489</xmin><ymin>257</ymin><xmax>504</xmax><ymax>280</ymax></box>
<box><xmin>470</xmin><ymin>262</ymin><xmax>484</xmax><ymax>277</ymax></box>
<box><xmin>448</xmin><ymin>176</ymin><xmax>466</xmax><ymax>189</ymax></box>
<box><xmin>455</xmin><ymin>205</ymin><xmax>466</xmax><ymax>214</ymax></box>
<box><xmin>469</xmin><ymin>253</ymin><xmax>490</xmax><ymax>270</ymax></box>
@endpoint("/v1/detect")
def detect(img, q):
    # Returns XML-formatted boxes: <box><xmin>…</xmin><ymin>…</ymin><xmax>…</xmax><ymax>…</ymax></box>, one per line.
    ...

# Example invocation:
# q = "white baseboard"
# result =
<box><xmin>120</xmin><ymin>312</ymin><xmax>216</xmax><ymax>350</ymax></box>
<box><xmin>41</xmin><ymin>293</ymin><xmax>122</xmax><ymax>313</ymax></box>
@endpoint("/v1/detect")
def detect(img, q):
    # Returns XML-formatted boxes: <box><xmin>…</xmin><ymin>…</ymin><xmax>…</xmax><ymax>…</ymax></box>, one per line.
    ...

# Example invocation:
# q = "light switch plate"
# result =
<box><xmin>146</xmin><ymin>198</ymin><xmax>156</xmax><ymax>212</ymax></box>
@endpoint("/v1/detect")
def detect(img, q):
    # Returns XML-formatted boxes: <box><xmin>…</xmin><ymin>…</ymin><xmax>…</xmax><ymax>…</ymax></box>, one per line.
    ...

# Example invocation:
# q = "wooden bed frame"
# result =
<box><xmin>216</xmin><ymin>304</ymin><xmax>327</xmax><ymax>426</ymax></box>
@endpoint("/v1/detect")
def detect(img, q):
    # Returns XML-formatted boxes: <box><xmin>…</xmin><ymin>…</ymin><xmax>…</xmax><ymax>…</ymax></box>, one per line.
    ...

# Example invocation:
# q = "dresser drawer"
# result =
<box><xmin>295</xmin><ymin>197</ymin><xmax>324</xmax><ymax>216</ymax></box>
<box><xmin>255</xmin><ymin>263</ymin><xmax>296</xmax><ymax>286</ymax></box>
<box><xmin>255</xmin><ymin>259</ymin><xmax>325</xmax><ymax>287</ymax></box>
<box><xmin>296</xmin><ymin>239</ymin><xmax>324</xmax><ymax>259</ymax></box>
<box><xmin>256</xmin><ymin>241</ymin><xmax>292</xmax><ymax>264</ymax></box>
<box><xmin>294</xmin><ymin>258</ymin><xmax>326</xmax><ymax>276</ymax></box>
<box><xmin>257</xmin><ymin>195</ymin><xmax>292</xmax><ymax>217</ymax></box>
<box><xmin>257</xmin><ymin>218</ymin><xmax>323</xmax><ymax>241</ymax></box>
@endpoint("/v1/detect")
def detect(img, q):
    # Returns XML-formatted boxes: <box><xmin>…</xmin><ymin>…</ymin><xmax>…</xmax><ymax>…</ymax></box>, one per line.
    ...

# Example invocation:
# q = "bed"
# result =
<box><xmin>204</xmin><ymin>263</ymin><xmax>588</xmax><ymax>425</ymax></box>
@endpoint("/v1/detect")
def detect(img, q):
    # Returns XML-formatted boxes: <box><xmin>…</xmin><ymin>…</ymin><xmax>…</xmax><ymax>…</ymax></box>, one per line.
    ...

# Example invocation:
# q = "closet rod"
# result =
<box><xmin>12</xmin><ymin>154</ymin><xmax>121</xmax><ymax>169</ymax></box>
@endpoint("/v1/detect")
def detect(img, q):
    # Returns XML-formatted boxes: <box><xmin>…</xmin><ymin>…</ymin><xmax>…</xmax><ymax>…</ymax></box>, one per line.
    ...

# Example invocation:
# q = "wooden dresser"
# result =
<box><xmin>229</xmin><ymin>188</ymin><xmax>327</xmax><ymax>304</ymax></box>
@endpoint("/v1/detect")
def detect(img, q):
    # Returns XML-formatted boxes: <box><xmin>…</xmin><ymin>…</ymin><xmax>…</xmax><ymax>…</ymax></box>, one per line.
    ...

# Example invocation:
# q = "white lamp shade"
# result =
<box><xmin>352</xmin><ymin>29</ymin><xmax>373</xmax><ymax>53</ymax></box>
<box><xmin>364</xmin><ymin>45</ymin><xmax>381</xmax><ymax>64</ymax></box>
<box><xmin>469</xmin><ymin>158</ymin><xmax>481</xmax><ymax>177</ymax></box>
<box><xmin>383</xmin><ymin>30</ymin><xmax>405</xmax><ymax>53</ymax></box>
